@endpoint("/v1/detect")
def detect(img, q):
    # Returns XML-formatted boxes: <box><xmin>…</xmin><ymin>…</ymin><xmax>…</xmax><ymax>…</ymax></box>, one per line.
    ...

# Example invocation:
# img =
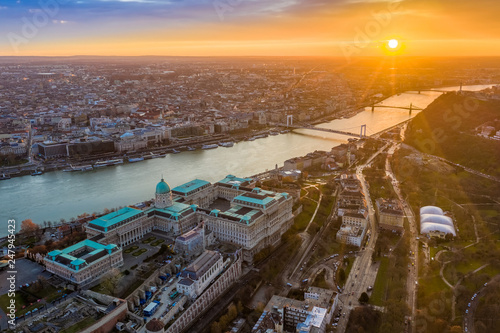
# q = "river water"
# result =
<box><xmin>0</xmin><ymin>85</ymin><xmax>495</xmax><ymax>235</ymax></box>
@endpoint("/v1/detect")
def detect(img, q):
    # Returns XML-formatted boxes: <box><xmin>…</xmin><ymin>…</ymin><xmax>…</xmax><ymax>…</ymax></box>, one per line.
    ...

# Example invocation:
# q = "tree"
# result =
<box><xmin>21</xmin><ymin>219</ymin><xmax>40</xmax><ymax>238</ymax></box>
<box><xmin>228</xmin><ymin>303</ymin><xmax>238</xmax><ymax>321</ymax></box>
<box><xmin>31</xmin><ymin>245</ymin><xmax>47</xmax><ymax>255</ymax></box>
<box><xmin>237</xmin><ymin>300</ymin><xmax>244</xmax><ymax>313</ymax></box>
<box><xmin>100</xmin><ymin>268</ymin><xmax>121</xmax><ymax>296</ymax></box>
<box><xmin>359</xmin><ymin>292</ymin><xmax>369</xmax><ymax>304</ymax></box>
<box><xmin>339</xmin><ymin>268</ymin><xmax>346</xmax><ymax>282</ymax></box>
<box><xmin>210</xmin><ymin>322</ymin><xmax>221</xmax><ymax>333</ymax></box>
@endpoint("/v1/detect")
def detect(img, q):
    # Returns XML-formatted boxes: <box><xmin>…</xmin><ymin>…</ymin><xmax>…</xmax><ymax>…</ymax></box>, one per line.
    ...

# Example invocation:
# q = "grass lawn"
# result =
<box><xmin>443</xmin><ymin>259</ymin><xmax>484</xmax><ymax>285</ymax></box>
<box><xmin>339</xmin><ymin>258</ymin><xmax>354</xmax><ymax>288</ymax></box>
<box><xmin>481</xmin><ymin>265</ymin><xmax>500</xmax><ymax>279</ymax></box>
<box><xmin>45</xmin><ymin>289</ymin><xmax>68</xmax><ymax>303</ymax></box>
<box><xmin>0</xmin><ymin>284</ymin><xmax>67</xmax><ymax>317</ymax></box>
<box><xmin>124</xmin><ymin>245</ymin><xmax>139</xmax><ymax>253</ymax></box>
<box><xmin>370</xmin><ymin>257</ymin><xmax>389</xmax><ymax>306</ymax></box>
<box><xmin>151</xmin><ymin>239</ymin><xmax>165</xmax><ymax>246</ymax></box>
<box><xmin>309</xmin><ymin>188</ymin><xmax>320</xmax><ymax>202</ymax></box>
<box><xmin>0</xmin><ymin>292</ymin><xmax>46</xmax><ymax>317</ymax></box>
<box><xmin>132</xmin><ymin>248</ymin><xmax>147</xmax><ymax>256</ymax></box>
<box><xmin>429</xmin><ymin>246</ymin><xmax>444</xmax><ymax>259</ymax></box>
<box><xmin>142</xmin><ymin>237</ymin><xmax>156</xmax><ymax>244</ymax></box>
<box><xmin>421</xmin><ymin>273</ymin><xmax>450</xmax><ymax>295</ymax></box>
<box><xmin>61</xmin><ymin>317</ymin><xmax>97</xmax><ymax>333</ymax></box>
<box><xmin>478</xmin><ymin>209</ymin><xmax>499</xmax><ymax>218</ymax></box>
<box><xmin>293</xmin><ymin>200</ymin><xmax>318</xmax><ymax>231</ymax></box>
<box><xmin>0</xmin><ymin>292</ymin><xmax>26</xmax><ymax>314</ymax></box>
<box><xmin>312</xmin><ymin>197</ymin><xmax>335</xmax><ymax>227</ymax></box>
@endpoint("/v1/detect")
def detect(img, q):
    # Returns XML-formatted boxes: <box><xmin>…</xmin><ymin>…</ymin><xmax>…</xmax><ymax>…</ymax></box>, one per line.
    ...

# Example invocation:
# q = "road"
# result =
<box><xmin>335</xmin><ymin>142</ymin><xmax>389</xmax><ymax>332</ymax></box>
<box><xmin>464</xmin><ymin>274</ymin><xmax>500</xmax><ymax>333</ymax></box>
<box><xmin>385</xmin><ymin>141</ymin><xmax>419</xmax><ymax>332</ymax></box>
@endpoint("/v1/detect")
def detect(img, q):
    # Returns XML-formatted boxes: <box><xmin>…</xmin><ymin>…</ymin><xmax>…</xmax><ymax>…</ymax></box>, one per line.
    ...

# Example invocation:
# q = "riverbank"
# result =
<box><xmin>4</xmin><ymin>84</ymin><xmax>494</xmax><ymax>234</ymax></box>
<box><xmin>0</xmin><ymin>106</ymin><xmax>367</xmax><ymax>180</ymax></box>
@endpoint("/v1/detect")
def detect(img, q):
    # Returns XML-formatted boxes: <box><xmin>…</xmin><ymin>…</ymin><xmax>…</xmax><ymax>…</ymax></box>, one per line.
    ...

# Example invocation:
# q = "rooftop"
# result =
<box><xmin>88</xmin><ymin>207</ymin><xmax>143</xmax><ymax>229</ymax></box>
<box><xmin>48</xmin><ymin>239</ymin><xmax>109</xmax><ymax>257</ymax></box>
<box><xmin>172</xmin><ymin>179</ymin><xmax>211</xmax><ymax>195</ymax></box>
<box><xmin>151</xmin><ymin>201</ymin><xmax>196</xmax><ymax>220</ymax></box>
<box><xmin>217</xmin><ymin>174</ymin><xmax>252</xmax><ymax>187</ymax></box>
<box><xmin>181</xmin><ymin>250</ymin><xmax>221</xmax><ymax>280</ymax></box>
<box><xmin>222</xmin><ymin>205</ymin><xmax>264</xmax><ymax>224</ymax></box>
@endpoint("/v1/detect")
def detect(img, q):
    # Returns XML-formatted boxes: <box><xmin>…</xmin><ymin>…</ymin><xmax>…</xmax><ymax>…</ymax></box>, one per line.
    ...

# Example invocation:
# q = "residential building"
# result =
<box><xmin>375</xmin><ymin>198</ymin><xmax>405</xmax><ymax>230</ymax></box>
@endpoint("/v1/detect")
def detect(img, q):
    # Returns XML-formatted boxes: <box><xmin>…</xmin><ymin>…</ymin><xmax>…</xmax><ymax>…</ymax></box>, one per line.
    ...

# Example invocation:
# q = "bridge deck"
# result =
<box><xmin>372</xmin><ymin>105</ymin><xmax>423</xmax><ymax>110</ymax></box>
<box><xmin>281</xmin><ymin>125</ymin><xmax>362</xmax><ymax>137</ymax></box>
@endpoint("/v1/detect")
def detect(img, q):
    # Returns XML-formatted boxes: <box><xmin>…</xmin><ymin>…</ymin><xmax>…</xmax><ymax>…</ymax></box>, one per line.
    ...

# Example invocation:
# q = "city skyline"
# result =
<box><xmin>1</xmin><ymin>0</ymin><xmax>500</xmax><ymax>56</ymax></box>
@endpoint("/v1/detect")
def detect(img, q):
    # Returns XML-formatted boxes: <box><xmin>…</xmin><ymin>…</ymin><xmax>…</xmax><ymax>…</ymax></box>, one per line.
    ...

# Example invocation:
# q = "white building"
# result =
<box><xmin>84</xmin><ymin>175</ymin><xmax>293</xmax><ymax>263</ymax></box>
<box><xmin>336</xmin><ymin>211</ymin><xmax>368</xmax><ymax>247</ymax></box>
<box><xmin>420</xmin><ymin>206</ymin><xmax>456</xmax><ymax>238</ymax></box>
<box><xmin>177</xmin><ymin>250</ymin><xmax>224</xmax><ymax>299</ymax></box>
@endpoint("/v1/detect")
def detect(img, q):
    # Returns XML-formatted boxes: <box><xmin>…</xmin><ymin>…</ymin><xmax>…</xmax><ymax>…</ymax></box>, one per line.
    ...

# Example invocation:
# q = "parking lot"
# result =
<box><xmin>0</xmin><ymin>259</ymin><xmax>51</xmax><ymax>295</ymax></box>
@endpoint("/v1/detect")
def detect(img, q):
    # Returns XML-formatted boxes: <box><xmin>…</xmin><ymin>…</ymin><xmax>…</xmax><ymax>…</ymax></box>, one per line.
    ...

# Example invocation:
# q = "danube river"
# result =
<box><xmin>0</xmin><ymin>85</ymin><xmax>494</xmax><ymax>235</ymax></box>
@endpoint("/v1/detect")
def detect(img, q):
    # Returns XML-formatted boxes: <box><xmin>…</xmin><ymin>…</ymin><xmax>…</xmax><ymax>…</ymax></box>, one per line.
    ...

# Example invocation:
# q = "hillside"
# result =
<box><xmin>405</xmin><ymin>92</ymin><xmax>500</xmax><ymax>177</ymax></box>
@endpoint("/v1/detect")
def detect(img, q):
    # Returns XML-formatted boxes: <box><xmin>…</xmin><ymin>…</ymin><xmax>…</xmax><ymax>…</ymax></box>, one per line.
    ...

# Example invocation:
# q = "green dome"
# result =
<box><xmin>156</xmin><ymin>178</ymin><xmax>171</xmax><ymax>194</ymax></box>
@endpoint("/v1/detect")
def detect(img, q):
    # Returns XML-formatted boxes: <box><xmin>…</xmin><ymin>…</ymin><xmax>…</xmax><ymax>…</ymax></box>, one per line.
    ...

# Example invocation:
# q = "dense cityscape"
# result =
<box><xmin>1</xmin><ymin>0</ymin><xmax>500</xmax><ymax>332</ymax></box>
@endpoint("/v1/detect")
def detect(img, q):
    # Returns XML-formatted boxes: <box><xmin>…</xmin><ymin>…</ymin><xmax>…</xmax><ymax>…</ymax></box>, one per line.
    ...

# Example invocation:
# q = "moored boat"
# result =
<box><xmin>219</xmin><ymin>141</ymin><xmax>234</xmax><ymax>147</ymax></box>
<box><xmin>63</xmin><ymin>164</ymin><xmax>93</xmax><ymax>172</ymax></box>
<box><xmin>201</xmin><ymin>144</ymin><xmax>218</xmax><ymax>150</ymax></box>
<box><xmin>128</xmin><ymin>156</ymin><xmax>145</xmax><ymax>163</ymax></box>
<box><xmin>94</xmin><ymin>159</ymin><xmax>124</xmax><ymax>167</ymax></box>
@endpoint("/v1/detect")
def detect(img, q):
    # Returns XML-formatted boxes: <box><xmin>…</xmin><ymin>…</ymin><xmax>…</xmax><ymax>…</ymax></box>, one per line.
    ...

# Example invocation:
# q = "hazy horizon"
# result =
<box><xmin>1</xmin><ymin>0</ymin><xmax>500</xmax><ymax>57</ymax></box>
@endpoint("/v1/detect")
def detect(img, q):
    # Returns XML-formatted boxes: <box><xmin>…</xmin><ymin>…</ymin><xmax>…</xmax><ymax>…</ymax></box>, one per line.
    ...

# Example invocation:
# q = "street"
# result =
<box><xmin>335</xmin><ymin>142</ymin><xmax>388</xmax><ymax>332</ymax></box>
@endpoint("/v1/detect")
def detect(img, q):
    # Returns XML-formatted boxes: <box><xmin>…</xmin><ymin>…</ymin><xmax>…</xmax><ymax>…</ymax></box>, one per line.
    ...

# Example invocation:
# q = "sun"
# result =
<box><xmin>388</xmin><ymin>39</ymin><xmax>399</xmax><ymax>49</ymax></box>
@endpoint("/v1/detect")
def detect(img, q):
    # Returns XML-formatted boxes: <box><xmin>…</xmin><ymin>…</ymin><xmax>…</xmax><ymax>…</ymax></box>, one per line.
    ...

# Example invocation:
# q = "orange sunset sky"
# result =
<box><xmin>1</xmin><ymin>0</ymin><xmax>500</xmax><ymax>57</ymax></box>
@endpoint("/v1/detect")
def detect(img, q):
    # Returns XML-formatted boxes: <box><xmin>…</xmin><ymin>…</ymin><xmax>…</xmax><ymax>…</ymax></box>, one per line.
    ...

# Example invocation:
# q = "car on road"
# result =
<box><xmin>466</xmin><ymin>309</ymin><xmax>469</xmax><ymax>314</ymax></box>
<box><xmin>468</xmin><ymin>303</ymin><xmax>471</xmax><ymax>307</ymax></box>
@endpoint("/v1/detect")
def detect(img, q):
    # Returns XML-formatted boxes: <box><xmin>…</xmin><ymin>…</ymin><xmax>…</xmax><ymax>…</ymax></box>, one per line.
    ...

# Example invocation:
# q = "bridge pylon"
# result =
<box><xmin>360</xmin><ymin>125</ymin><xmax>367</xmax><ymax>138</ymax></box>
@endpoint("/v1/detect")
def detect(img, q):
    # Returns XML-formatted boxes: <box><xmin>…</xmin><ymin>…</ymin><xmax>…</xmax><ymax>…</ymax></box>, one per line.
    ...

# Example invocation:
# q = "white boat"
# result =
<box><xmin>269</xmin><ymin>131</ymin><xmax>279</xmax><ymax>136</ymax></box>
<box><xmin>128</xmin><ymin>157</ymin><xmax>144</xmax><ymax>163</ymax></box>
<box><xmin>63</xmin><ymin>165</ymin><xmax>93</xmax><ymax>172</ymax></box>
<box><xmin>219</xmin><ymin>142</ymin><xmax>234</xmax><ymax>147</ymax></box>
<box><xmin>172</xmin><ymin>149</ymin><xmax>181</xmax><ymax>154</ymax></box>
<box><xmin>187</xmin><ymin>146</ymin><xmax>196</xmax><ymax>151</ymax></box>
<box><xmin>0</xmin><ymin>173</ymin><xmax>11</xmax><ymax>180</ymax></box>
<box><xmin>94</xmin><ymin>159</ymin><xmax>123</xmax><ymax>167</ymax></box>
<box><xmin>201</xmin><ymin>144</ymin><xmax>218</xmax><ymax>150</ymax></box>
